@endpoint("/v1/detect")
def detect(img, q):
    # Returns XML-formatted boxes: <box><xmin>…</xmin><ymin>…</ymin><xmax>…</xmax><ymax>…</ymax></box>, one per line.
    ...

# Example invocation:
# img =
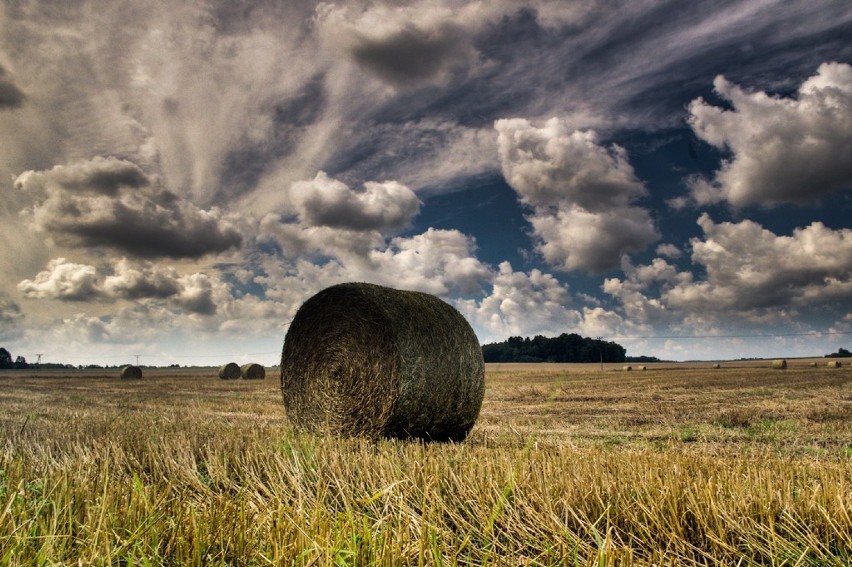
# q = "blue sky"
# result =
<box><xmin>1</xmin><ymin>1</ymin><xmax>851</xmax><ymax>365</ymax></box>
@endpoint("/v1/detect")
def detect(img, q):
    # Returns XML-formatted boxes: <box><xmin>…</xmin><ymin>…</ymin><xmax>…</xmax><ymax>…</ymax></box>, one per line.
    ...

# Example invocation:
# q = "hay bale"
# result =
<box><xmin>810</xmin><ymin>362</ymin><xmax>818</xmax><ymax>367</ymax></box>
<box><xmin>637</xmin><ymin>365</ymin><xmax>647</xmax><ymax>371</ymax></box>
<box><xmin>280</xmin><ymin>282</ymin><xmax>485</xmax><ymax>442</ymax></box>
<box><xmin>827</xmin><ymin>360</ymin><xmax>842</xmax><ymax>368</ymax></box>
<box><xmin>622</xmin><ymin>365</ymin><xmax>632</xmax><ymax>371</ymax></box>
<box><xmin>241</xmin><ymin>363</ymin><xmax>266</xmax><ymax>380</ymax></box>
<box><xmin>218</xmin><ymin>362</ymin><xmax>240</xmax><ymax>380</ymax></box>
<box><xmin>712</xmin><ymin>363</ymin><xmax>721</xmax><ymax>369</ymax></box>
<box><xmin>120</xmin><ymin>365</ymin><xmax>142</xmax><ymax>380</ymax></box>
<box><xmin>771</xmin><ymin>359</ymin><xmax>787</xmax><ymax>370</ymax></box>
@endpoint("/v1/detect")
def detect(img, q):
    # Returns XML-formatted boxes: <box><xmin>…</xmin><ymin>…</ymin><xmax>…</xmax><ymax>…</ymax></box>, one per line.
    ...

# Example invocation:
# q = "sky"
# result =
<box><xmin>1</xmin><ymin>0</ymin><xmax>852</xmax><ymax>366</ymax></box>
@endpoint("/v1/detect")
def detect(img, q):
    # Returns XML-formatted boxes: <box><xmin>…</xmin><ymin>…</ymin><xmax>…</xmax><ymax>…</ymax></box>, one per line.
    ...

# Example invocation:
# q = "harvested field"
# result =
<box><xmin>0</xmin><ymin>363</ymin><xmax>849</xmax><ymax>565</ymax></box>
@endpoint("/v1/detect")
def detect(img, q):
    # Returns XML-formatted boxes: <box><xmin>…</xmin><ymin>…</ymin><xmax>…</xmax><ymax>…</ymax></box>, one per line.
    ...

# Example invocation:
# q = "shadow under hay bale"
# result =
<box><xmin>218</xmin><ymin>362</ymin><xmax>240</xmax><ymax>380</ymax></box>
<box><xmin>280</xmin><ymin>282</ymin><xmax>485</xmax><ymax>442</ymax></box>
<box><xmin>241</xmin><ymin>363</ymin><xmax>266</xmax><ymax>380</ymax></box>
<box><xmin>120</xmin><ymin>365</ymin><xmax>142</xmax><ymax>380</ymax></box>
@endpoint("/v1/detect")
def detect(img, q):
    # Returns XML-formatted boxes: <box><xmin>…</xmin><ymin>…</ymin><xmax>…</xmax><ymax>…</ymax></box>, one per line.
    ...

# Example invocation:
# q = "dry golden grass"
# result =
<box><xmin>0</xmin><ymin>363</ymin><xmax>849</xmax><ymax>565</ymax></box>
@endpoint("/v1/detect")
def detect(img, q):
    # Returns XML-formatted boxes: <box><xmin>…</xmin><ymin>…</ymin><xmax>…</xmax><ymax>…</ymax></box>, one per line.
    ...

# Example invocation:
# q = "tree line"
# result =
<box><xmin>0</xmin><ymin>347</ymin><xmax>29</xmax><ymax>369</ymax></box>
<box><xmin>482</xmin><ymin>333</ymin><xmax>628</xmax><ymax>363</ymax></box>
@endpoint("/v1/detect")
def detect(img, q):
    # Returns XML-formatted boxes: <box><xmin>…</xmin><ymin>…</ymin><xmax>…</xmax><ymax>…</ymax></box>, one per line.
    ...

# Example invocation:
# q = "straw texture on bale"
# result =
<box><xmin>280</xmin><ymin>282</ymin><xmax>485</xmax><ymax>442</ymax></box>
<box><xmin>241</xmin><ymin>363</ymin><xmax>266</xmax><ymax>380</ymax></box>
<box><xmin>772</xmin><ymin>359</ymin><xmax>787</xmax><ymax>370</ymax></box>
<box><xmin>120</xmin><ymin>365</ymin><xmax>142</xmax><ymax>380</ymax></box>
<box><xmin>218</xmin><ymin>362</ymin><xmax>240</xmax><ymax>380</ymax></box>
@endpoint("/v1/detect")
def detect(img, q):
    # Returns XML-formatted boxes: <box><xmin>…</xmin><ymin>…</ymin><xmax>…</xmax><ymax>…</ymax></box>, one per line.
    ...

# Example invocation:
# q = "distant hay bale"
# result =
<box><xmin>120</xmin><ymin>365</ymin><xmax>142</xmax><ymax>380</ymax></box>
<box><xmin>637</xmin><ymin>365</ymin><xmax>647</xmax><ymax>371</ymax></box>
<box><xmin>218</xmin><ymin>362</ymin><xmax>240</xmax><ymax>380</ymax></box>
<box><xmin>827</xmin><ymin>360</ymin><xmax>842</xmax><ymax>368</ymax></box>
<box><xmin>712</xmin><ymin>363</ymin><xmax>721</xmax><ymax>369</ymax></box>
<box><xmin>810</xmin><ymin>362</ymin><xmax>818</xmax><ymax>367</ymax></box>
<box><xmin>771</xmin><ymin>359</ymin><xmax>787</xmax><ymax>370</ymax></box>
<box><xmin>280</xmin><ymin>282</ymin><xmax>485</xmax><ymax>442</ymax></box>
<box><xmin>241</xmin><ymin>363</ymin><xmax>266</xmax><ymax>380</ymax></box>
<box><xmin>622</xmin><ymin>365</ymin><xmax>633</xmax><ymax>371</ymax></box>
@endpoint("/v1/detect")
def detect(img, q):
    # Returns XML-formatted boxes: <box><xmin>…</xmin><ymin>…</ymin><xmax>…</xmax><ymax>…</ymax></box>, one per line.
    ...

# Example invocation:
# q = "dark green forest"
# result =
<box><xmin>482</xmin><ymin>334</ymin><xmax>627</xmax><ymax>363</ymax></box>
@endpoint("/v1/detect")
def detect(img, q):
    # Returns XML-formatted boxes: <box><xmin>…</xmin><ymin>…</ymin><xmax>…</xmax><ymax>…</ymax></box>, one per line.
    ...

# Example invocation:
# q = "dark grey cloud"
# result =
<box><xmin>16</xmin><ymin>158</ymin><xmax>243</xmax><ymax>259</ymax></box>
<box><xmin>0</xmin><ymin>292</ymin><xmax>24</xmax><ymax>340</ymax></box>
<box><xmin>349</xmin><ymin>22</ymin><xmax>467</xmax><ymax>86</ymax></box>
<box><xmin>58</xmin><ymin>191</ymin><xmax>243</xmax><ymax>259</ymax></box>
<box><xmin>0</xmin><ymin>65</ymin><xmax>25</xmax><ymax>109</ymax></box>
<box><xmin>0</xmin><ymin>80</ymin><xmax>25</xmax><ymax>109</ymax></box>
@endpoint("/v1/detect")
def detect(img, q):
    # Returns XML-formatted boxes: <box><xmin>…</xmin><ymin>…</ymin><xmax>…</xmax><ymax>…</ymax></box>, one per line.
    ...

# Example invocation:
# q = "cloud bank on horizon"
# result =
<box><xmin>1</xmin><ymin>0</ymin><xmax>851</xmax><ymax>364</ymax></box>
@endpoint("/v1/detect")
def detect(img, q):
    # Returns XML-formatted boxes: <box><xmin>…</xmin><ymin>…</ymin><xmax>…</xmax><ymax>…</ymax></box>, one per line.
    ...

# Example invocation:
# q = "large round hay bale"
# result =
<box><xmin>771</xmin><ymin>359</ymin><xmax>787</xmax><ymax>370</ymax></box>
<box><xmin>622</xmin><ymin>365</ymin><xmax>632</xmax><ymax>371</ymax></box>
<box><xmin>280</xmin><ymin>282</ymin><xmax>485</xmax><ymax>442</ymax></box>
<box><xmin>218</xmin><ymin>362</ymin><xmax>240</xmax><ymax>380</ymax></box>
<box><xmin>120</xmin><ymin>365</ymin><xmax>142</xmax><ymax>380</ymax></box>
<box><xmin>827</xmin><ymin>360</ymin><xmax>842</xmax><ymax>368</ymax></box>
<box><xmin>241</xmin><ymin>363</ymin><xmax>266</xmax><ymax>380</ymax></box>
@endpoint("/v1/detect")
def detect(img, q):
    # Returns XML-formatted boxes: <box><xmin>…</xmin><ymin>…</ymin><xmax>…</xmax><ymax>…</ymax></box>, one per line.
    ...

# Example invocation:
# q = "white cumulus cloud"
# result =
<box><xmin>290</xmin><ymin>171</ymin><xmax>421</xmax><ymax>232</ymax></box>
<box><xmin>496</xmin><ymin>117</ymin><xmax>659</xmax><ymax>272</ymax></box>
<box><xmin>687</xmin><ymin>62</ymin><xmax>852</xmax><ymax>207</ymax></box>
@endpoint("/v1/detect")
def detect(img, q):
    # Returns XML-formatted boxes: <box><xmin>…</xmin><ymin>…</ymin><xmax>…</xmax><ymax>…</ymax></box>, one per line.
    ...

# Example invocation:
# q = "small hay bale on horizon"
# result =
<box><xmin>241</xmin><ymin>363</ymin><xmax>266</xmax><ymax>380</ymax></box>
<box><xmin>712</xmin><ymin>363</ymin><xmax>721</xmax><ymax>369</ymax></box>
<box><xmin>120</xmin><ymin>365</ymin><xmax>142</xmax><ymax>380</ymax></box>
<box><xmin>827</xmin><ymin>360</ymin><xmax>842</xmax><ymax>368</ymax></box>
<box><xmin>218</xmin><ymin>362</ymin><xmax>241</xmax><ymax>380</ymax></box>
<box><xmin>772</xmin><ymin>359</ymin><xmax>787</xmax><ymax>370</ymax></box>
<box><xmin>280</xmin><ymin>282</ymin><xmax>485</xmax><ymax>442</ymax></box>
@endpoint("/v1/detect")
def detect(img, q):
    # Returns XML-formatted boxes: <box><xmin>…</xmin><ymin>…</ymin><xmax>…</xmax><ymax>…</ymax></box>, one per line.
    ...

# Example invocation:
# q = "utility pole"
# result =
<box><xmin>596</xmin><ymin>337</ymin><xmax>603</xmax><ymax>372</ymax></box>
<box><xmin>35</xmin><ymin>354</ymin><xmax>42</xmax><ymax>369</ymax></box>
<box><xmin>134</xmin><ymin>354</ymin><xmax>140</xmax><ymax>366</ymax></box>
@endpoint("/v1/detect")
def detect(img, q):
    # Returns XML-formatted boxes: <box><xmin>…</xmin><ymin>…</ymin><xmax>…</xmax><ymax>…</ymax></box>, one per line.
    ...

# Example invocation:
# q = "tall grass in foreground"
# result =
<box><xmin>2</xmin><ymin>415</ymin><xmax>849</xmax><ymax>565</ymax></box>
<box><xmin>0</xmin><ymin>367</ymin><xmax>849</xmax><ymax>565</ymax></box>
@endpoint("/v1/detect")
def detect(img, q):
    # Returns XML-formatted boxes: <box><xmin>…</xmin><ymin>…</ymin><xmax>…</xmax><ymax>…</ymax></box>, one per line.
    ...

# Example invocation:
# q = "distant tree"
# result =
<box><xmin>13</xmin><ymin>356</ymin><xmax>28</xmax><ymax>369</ymax></box>
<box><xmin>825</xmin><ymin>347</ymin><xmax>852</xmax><ymax>358</ymax></box>
<box><xmin>482</xmin><ymin>333</ymin><xmax>627</xmax><ymax>363</ymax></box>
<box><xmin>0</xmin><ymin>348</ymin><xmax>12</xmax><ymax>369</ymax></box>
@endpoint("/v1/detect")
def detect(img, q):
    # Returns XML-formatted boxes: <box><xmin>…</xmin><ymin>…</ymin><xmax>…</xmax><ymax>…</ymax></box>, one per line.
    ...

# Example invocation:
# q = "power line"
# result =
<box><xmin>606</xmin><ymin>330</ymin><xmax>852</xmax><ymax>340</ymax></box>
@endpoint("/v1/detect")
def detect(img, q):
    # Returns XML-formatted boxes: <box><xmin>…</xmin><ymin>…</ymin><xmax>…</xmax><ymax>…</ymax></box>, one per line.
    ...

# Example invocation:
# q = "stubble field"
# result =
<box><xmin>0</xmin><ymin>361</ymin><xmax>850</xmax><ymax>565</ymax></box>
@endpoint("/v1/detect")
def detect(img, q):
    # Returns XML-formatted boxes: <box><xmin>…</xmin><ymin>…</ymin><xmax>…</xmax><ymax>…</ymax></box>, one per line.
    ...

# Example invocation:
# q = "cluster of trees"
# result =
<box><xmin>825</xmin><ymin>348</ymin><xmax>852</xmax><ymax>358</ymax></box>
<box><xmin>482</xmin><ymin>333</ymin><xmax>627</xmax><ymax>363</ymax></box>
<box><xmin>0</xmin><ymin>347</ymin><xmax>29</xmax><ymax>369</ymax></box>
